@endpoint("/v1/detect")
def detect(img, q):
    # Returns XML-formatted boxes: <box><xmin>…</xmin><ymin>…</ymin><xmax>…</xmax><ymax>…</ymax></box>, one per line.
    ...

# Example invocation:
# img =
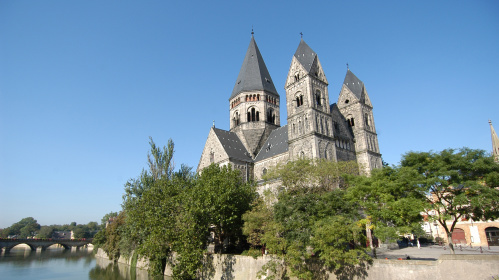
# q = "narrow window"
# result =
<box><xmin>251</xmin><ymin>108</ymin><xmax>256</xmax><ymax>121</ymax></box>
<box><xmin>256</xmin><ymin>111</ymin><xmax>259</xmax><ymax>121</ymax></box>
<box><xmin>316</xmin><ymin>91</ymin><xmax>321</xmax><ymax>106</ymax></box>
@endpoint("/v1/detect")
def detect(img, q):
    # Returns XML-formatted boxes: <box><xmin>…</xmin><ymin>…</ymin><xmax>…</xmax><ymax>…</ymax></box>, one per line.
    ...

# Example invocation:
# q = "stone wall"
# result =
<box><xmin>95</xmin><ymin>249</ymin><xmax>499</xmax><ymax>280</ymax></box>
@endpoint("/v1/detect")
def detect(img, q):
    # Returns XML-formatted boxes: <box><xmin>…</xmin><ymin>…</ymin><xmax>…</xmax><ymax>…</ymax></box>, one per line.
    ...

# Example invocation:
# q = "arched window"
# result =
<box><xmin>257</xmin><ymin>94</ymin><xmax>260</xmax><ymax>101</ymax></box>
<box><xmin>248</xmin><ymin>107</ymin><xmax>259</xmax><ymax>122</ymax></box>
<box><xmin>347</xmin><ymin>117</ymin><xmax>355</xmax><ymax>127</ymax></box>
<box><xmin>365</xmin><ymin>113</ymin><xmax>369</xmax><ymax>126</ymax></box>
<box><xmin>234</xmin><ymin>111</ymin><xmax>240</xmax><ymax>126</ymax></box>
<box><xmin>316</xmin><ymin>90</ymin><xmax>322</xmax><ymax>106</ymax></box>
<box><xmin>267</xmin><ymin>108</ymin><xmax>275</xmax><ymax>124</ymax></box>
<box><xmin>296</xmin><ymin>95</ymin><xmax>304</xmax><ymax>107</ymax></box>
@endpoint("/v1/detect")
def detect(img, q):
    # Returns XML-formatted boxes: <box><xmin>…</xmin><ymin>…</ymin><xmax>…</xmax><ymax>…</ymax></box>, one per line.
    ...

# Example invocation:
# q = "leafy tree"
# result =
<box><xmin>264</xmin><ymin>158</ymin><xmax>359</xmax><ymax>193</ymax></box>
<box><xmin>194</xmin><ymin>164</ymin><xmax>256</xmax><ymax>253</ymax></box>
<box><xmin>36</xmin><ymin>226</ymin><xmax>56</xmax><ymax>239</ymax></box>
<box><xmin>345</xmin><ymin>165</ymin><xmax>425</xmax><ymax>257</ymax></box>
<box><xmin>245</xmin><ymin>159</ymin><xmax>370</xmax><ymax>279</ymax></box>
<box><xmin>242</xmin><ymin>190</ymin><xmax>275</xmax><ymax>250</ymax></box>
<box><xmin>102</xmin><ymin>211</ymin><xmax>126</xmax><ymax>260</ymax></box>
<box><xmin>100</xmin><ymin>212</ymin><xmax>118</xmax><ymax>227</ymax></box>
<box><xmin>3</xmin><ymin>217</ymin><xmax>41</xmax><ymax>238</ymax></box>
<box><xmin>400</xmin><ymin>148</ymin><xmax>499</xmax><ymax>253</ymax></box>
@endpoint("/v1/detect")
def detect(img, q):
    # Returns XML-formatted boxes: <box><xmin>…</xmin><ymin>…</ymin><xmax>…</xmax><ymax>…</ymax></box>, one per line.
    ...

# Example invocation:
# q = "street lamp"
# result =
<box><xmin>433</xmin><ymin>221</ymin><xmax>440</xmax><ymax>245</ymax></box>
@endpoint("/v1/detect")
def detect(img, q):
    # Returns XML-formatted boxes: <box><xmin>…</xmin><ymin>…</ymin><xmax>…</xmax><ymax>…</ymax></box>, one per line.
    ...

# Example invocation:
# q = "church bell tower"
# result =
<box><xmin>229</xmin><ymin>34</ymin><xmax>280</xmax><ymax>158</ymax></box>
<box><xmin>285</xmin><ymin>39</ymin><xmax>337</xmax><ymax>160</ymax></box>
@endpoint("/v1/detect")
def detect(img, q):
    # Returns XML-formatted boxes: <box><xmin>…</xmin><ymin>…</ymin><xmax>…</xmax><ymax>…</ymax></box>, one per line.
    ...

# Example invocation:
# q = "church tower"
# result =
<box><xmin>337</xmin><ymin>69</ymin><xmax>382</xmax><ymax>174</ymax></box>
<box><xmin>490</xmin><ymin>120</ymin><xmax>499</xmax><ymax>162</ymax></box>
<box><xmin>285</xmin><ymin>39</ymin><xmax>337</xmax><ymax>160</ymax></box>
<box><xmin>229</xmin><ymin>34</ymin><xmax>280</xmax><ymax>158</ymax></box>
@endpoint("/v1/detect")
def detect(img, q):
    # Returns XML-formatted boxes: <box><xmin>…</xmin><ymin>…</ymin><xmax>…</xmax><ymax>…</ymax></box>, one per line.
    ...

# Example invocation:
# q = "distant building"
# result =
<box><xmin>52</xmin><ymin>231</ymin><xmax>73</xmax><ymax>240</ymax></box>
<box><xmin>198</xmin><ymin>35</ymin><xmax>382</xmax><ymax>183</ymax></box>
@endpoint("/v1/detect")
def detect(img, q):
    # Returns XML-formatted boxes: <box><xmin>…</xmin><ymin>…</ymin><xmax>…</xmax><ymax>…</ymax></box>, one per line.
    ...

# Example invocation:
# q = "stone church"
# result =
<box><xmin>197</xmin><ymin>35</ymin><xmax>382</xmax><ymax>183</ymax></box>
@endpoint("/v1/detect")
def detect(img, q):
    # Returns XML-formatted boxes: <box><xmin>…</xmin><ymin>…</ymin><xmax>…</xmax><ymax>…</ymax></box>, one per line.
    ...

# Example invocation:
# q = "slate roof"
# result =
<box><xmin>212</xmin><ymin>128</ymin><xmax>253</xmax><ymax>163</ymax></box>
<box><xmin>254</xmin><ymin>125</ymin><xmax>289</xmax><ymax>161</ymax></box>
<box><xmin>230</xmin><ymin>36</ymin><xmax>278</xmax><ymax>100</ymax></box>
<box><xmin>343</xmin><ymin>70</ymin><xmax>365</xmax><ymax>100</ymax></box>
<box><xmin>294</xmin><ymin>39</ymin><xmax>317</xmax><ymax>73</ymax></box>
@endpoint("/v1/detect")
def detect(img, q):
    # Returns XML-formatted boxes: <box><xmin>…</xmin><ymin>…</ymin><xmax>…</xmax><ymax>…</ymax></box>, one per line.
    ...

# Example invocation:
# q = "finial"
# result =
<box><xmin>213</xmin><ymin>120</ymin><xmax>215</xmax><ymax>128</ymax></box>
<box><xmin>489</xmin><ymin>119</ymin><xmax>492</xmax><ymax>125</ymax></box>
<box><xmin>346</xmin><ymin>63</ymin><xmax>349</xmax><ymax>70</ymax></box>
<box><xmin>300</xmin><ymin>32</ymin><xmax>303</xmax><ymax>38</ymax></box>
<box><xmin>251</xmin><ymin>26</ymin><xmax>254</xmax><ymax>36</ymax></box>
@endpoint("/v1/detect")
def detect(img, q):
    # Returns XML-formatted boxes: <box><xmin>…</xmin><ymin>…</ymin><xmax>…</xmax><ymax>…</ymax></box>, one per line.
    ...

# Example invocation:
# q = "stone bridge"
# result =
<box><xmin>0</xmin><ymin>238</ymin><xmax>93</xmax><ymax>252</ymax></box>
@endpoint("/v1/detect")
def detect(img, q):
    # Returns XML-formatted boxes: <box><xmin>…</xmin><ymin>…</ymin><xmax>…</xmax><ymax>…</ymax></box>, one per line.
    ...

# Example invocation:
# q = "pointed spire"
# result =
<box><xmin>230</xmin><ymin>36</ymin><xmax>278</xmax><ymax>99</ymax></box>
<box><xmin>343</xmin><ymin>69</ymin><xmax>365</xmax><ymax>100</ymax></box>
<box><xmin>489</xmin><ymin>120</ymin><xmax>499</xmax><ymax>162</ymax></box>
<box><xmin>293</xmin><ymin>39</ymin><xmax>317</xmax><ymax>73</ymax></box>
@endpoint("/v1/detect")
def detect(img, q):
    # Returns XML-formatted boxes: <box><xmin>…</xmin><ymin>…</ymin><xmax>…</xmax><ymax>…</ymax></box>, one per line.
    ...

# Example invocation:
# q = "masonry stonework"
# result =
<box><xmin>198</xmin><ymin>36</ymin><xmax>382</xmax><ymax>183</ymax></box>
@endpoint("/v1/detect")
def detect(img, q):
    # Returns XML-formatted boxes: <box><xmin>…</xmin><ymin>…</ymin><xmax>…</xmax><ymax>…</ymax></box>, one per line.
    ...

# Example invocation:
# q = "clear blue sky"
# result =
<box><xmin>1</xmin><ymin>1</ymin><xmax>498</xmax><ymax>228</ymax></box>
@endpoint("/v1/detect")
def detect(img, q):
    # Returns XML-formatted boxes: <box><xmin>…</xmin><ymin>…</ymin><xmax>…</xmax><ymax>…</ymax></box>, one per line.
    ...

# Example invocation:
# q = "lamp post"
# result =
<box><xmin>433</xmin><ymin>221</ymin><xmax>441</xmax><ymax>245</ymax></box>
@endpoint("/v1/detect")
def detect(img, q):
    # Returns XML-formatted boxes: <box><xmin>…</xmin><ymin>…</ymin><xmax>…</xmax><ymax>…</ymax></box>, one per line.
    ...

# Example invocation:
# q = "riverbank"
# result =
<box><xmin>95</xmin><ymin>247</ymin><xmax>499</xmax><ymax>279</ymax></box>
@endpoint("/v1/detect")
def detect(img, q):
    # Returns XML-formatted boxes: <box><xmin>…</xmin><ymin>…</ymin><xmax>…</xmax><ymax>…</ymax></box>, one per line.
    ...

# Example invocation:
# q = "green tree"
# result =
<box><xmin>100</xmin><ymin>212</ymin><xmax>118</xmax><ymax>227</ymax></box>
<box><xmin>102</xmin><ymin>211</ymin><xmax>126</xmax><ymax>260</ymax></box>
<box><xmin>36</xmin><ymin>226</ymin><xmax>56</xmax><ymax>239</ymax></box>
<box><xmin>246</xmin><ymin>159</ymin><xmax>370</xmax><ymax>280</ymax></box>
<box><xmin>345</xmin><ymin>165</ymin><xmax>425</xmax><ymax>257</ymax></box>
<box><xmin>4</xmin><ymin>217</ymin><xmax>41</xmax><ymax>238</ymax></box>
<box><xmin>194</xmin><ymin>164</ymin><xmax>256</xmax><ymax>253</ymax></box>
<box><xmin>400</xmin><ymin>148</ymin><xmax>499</xmax><ymax>253</ymax></box>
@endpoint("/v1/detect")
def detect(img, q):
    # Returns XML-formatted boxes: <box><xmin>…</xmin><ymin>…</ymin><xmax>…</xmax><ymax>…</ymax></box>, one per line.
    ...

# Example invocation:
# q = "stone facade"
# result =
<box><xmin>197</xmin><ymin>36</ymin><xmax>382</xmax><ymax>181</ymax></box>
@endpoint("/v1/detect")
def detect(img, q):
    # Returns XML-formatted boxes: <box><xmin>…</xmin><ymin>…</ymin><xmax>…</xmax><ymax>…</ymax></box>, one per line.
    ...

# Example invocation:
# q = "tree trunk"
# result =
<box><xmin>446</xmin><ymin>232</ymin><xmax>455</xmax><ymax>254</ymax></box>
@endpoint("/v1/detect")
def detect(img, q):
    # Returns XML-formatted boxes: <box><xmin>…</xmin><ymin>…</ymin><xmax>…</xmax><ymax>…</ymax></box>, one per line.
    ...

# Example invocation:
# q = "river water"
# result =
<box><xmin>0</xmin><ymin>247</ymin><xmax>160</xmax><ymax>280</ymax></box>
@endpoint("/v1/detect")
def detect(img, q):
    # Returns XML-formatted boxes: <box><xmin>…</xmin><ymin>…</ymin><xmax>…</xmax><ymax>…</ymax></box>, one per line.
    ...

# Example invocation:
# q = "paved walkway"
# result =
<box><xmin>372</xmin><ymin>245</ymin><xmax>499</xmax><ymax>260</ymax></box>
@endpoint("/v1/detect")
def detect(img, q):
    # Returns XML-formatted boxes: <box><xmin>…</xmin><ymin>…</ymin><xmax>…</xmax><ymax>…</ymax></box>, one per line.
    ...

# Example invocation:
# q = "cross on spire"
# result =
<box><xmin>300</xmin><ymin>32</ymin><xmax>303</xmax><ymax>38</ymax></box>
<box><xmin>346</xmin><ymin>63</ymin><xmax>349</xmax><ymax>70</ymax></box>
<box><xmin>251</xmin><ymin>26</ymin><xmax>254</xmax><ymax>36</ymax></box>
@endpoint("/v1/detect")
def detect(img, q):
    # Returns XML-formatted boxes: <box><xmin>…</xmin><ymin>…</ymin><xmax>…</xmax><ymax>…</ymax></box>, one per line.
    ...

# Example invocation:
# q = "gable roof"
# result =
<box><xmin>343</xmin><ymin>69</ymin><xmax>365</xmax><ymax>100</ymax></box>
<box><xmin>212</xmin><ymin>128</ymin><xmax>253</xmax><ymax>163</ymax></box>
<box><xmin>230</xmin><ymin>36</ymin><xmax>278</xmax><ymax>100</ymax></box>
<box><xmin>254</xmin><ymin>125</ymin><xmax>289</xmax><ymax>161</ymax></box>
<box><xmin>294</xmin><ymin>39</ymin><xmax>317</xmax><ymax>73</ymax></box>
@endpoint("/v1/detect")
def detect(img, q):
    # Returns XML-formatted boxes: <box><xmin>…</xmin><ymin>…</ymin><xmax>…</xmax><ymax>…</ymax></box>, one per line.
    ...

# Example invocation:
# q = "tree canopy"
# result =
<box><xmin>97</xmin><ymin>138</ymin><xmax>256</xmax><ymax>279</ymax></box>
<box><xmin>244</xmin><ymin>159</ymin><xmax>371</xmax><ymax>280</ymax></box>
<box><xmin>400</xmin><ymin>148</ymin><xmax>499</xmax><ymax>253</ymax></box>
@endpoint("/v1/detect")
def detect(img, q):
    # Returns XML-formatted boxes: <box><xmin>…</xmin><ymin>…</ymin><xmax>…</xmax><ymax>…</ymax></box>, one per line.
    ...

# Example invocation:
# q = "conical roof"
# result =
<box><xmin>230</xmin><ymin>36</ymin><xmax>278</xmax><ymax>99</ymax></box>
<box><xmin>343</xmin><ymin>69</ymin><xmax>365</xmax><ymax>100</ymax></box>
<box><xmin>294</xmin><ymin>39</ymin><xmax>317</xmax><ymax>73</ymax></box>
<box><xmin>490</xmin><ymin>120</ymin><xmax>499</xmax><ymax>162</ymax></box>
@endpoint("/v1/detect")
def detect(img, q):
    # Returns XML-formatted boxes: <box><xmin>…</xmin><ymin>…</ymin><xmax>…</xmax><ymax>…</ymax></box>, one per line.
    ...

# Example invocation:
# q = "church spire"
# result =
<box><xmin>230</xmin><ymin>36</ymin><xmax>278</xmax><ymax>100</ymax></box>
<box><xmin>293</xmin><ymin>38</ymin><xmax>317</xmax><ymax>73</ymax></box>
<box><xmin>490</xmin><ymin>120</ymin><xmax>499</xmax><ymax>162</ymax></box>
